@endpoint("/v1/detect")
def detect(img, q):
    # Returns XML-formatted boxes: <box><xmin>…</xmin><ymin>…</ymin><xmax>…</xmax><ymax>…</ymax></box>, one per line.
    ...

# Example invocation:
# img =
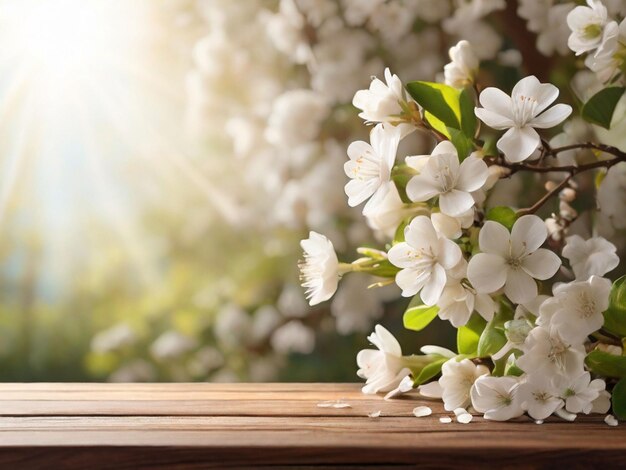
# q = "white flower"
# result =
<box><xmin>474</xmin><ymin>76</ymin><xmax>572</xmax><ymax>162</ymax></box>
<box><xmin>584</xmin><ymin>19</ymin><xmax>626</xmax><ymax>83</ymax></box>
<box><xmin>444</xmin><ymin>40</ymin><xmax>479</xmax><ymax>88</ymax></box>
<box><xmin>467</xmin><ymin>215</ymin><xmax>562</xmax><ymax>304</ymax></box>
<box><xmin>470</xmin><ymin>375</ymin><xmax>524</xmax><ymax>421</ymax></box>
<box><xmin>356</xmin><ymin>324</ymin><xmax>410</xmax><ymax>394</ymax></box>
<box><xmin>150</xmin><ymin>331</ymin><xmax>196</xmax><ymax>361</ymax></box>
<box><xmin>344</xmin><ymin>123</ymin><xmax>401</xmax><ymax>211</ymax></box>
<box><xmin>406</xmin><ymin>141</ymin><xmax>488</xmax><ymax>217</ymax></box>
<box><xmin>518</xmin><ymin>375</ymin><xmax>564</xmax><ymax>420</ymax></box>
<box><xmin>388</xmin><ymin>215</ymin><xmax>463</xmax><ymax>305</ymax></box>
<box><xmin>352</xmin><ymin>67</ymin><xmax>406</xmax><ymax>124</ymax></box>
<box><xmin>567</xmin><ymin>0</ymin><xmax>610</xmax><ymax>56</ymax></box>
<box><xmin>439</xmin><ymin>358</ymin><xmax>490</xmax><ymax>411</ymax></box>
<box><xmin>363</xmin><ymin>183</ymin><xmax>416</xmax><ymax>238</ymax></box>
<box><xmin>299</xmin><ymin>231</ymin><xmax>340</xmax><ymax>306</ymax></box>
<box><xmin>431</xmin><ymin>210</ymin><xmax>474</xmax><ymax>240</ymax></box>
<box><xmin>555</xmin><ymin>372</ymin><xmax>606</xmax><ymax>414</ymax></box>
<box><xmin>550</xmin><ymin>276</ymin><xmax>612</xmax><ymax>343</ymax></box>
<box><xmin>562</xmin><ymin>235</ymin><xmax>619</xmax><ymax>280</ymax></box>
<box><xmin>516</xmin><ymin>325</ymin><xmax>585</xmax><ymax>377</ymax></box>
<box><xmin>437</xmin><ymin>259</ymin><xmax>496</xmax><ymax>327</ymax></box>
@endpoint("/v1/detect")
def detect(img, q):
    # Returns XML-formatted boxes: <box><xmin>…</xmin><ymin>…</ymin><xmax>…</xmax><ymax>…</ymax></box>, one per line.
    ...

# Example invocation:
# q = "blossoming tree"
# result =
<box><xmin>300</xmin><ymin>0</ymin><xmax>626</xmax><ymax>423</ymax></box>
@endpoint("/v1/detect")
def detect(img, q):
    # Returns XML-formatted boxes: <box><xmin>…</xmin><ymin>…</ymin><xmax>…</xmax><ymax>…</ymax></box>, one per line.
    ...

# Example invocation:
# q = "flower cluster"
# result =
<box><xmin>299</xmin><ymin>1</ymin><xmax>626</xmax><ymax>423</ymax></box>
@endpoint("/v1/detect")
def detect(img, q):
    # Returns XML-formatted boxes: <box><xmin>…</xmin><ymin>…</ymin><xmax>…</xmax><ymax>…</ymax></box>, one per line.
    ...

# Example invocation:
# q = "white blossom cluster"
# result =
<box><xmin>299</xmin><ymin>1</ymin><xmax>626</xmax><ymax>422</ymax></box>
<box><xmin>177</xmin><ymin>0</ymin><xmax>543</xmax><ymax>384</ymax></box>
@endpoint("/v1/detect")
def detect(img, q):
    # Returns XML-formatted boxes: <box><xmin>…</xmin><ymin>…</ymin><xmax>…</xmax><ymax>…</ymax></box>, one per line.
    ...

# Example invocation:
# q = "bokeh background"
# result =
<box><xmin>3</xmin><ymin>0</ymin><xmax>623</xmax><ymax>382</ymax></box>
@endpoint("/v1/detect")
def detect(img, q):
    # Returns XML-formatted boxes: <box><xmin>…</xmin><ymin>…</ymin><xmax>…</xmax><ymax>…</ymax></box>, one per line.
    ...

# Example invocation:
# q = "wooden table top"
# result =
<box><xmin>0</xmin><ymin>382</ymin><xmax>623</xmax><ymax>468</ymax></box>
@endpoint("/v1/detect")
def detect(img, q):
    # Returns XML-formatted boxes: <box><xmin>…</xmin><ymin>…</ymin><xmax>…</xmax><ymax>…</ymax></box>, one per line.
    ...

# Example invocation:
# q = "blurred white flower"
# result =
<box><xmin>388</xmin><ymin>215</ymin><xmax>462</xmax><ymax>305</ymax></box>
<box><xmin>444</xmin><ymin>40</ymin><xmax>479</xmax><ymax>88</ymax></box>
<box><xmin>214</xmin><ymin>304</ymin><xmax>252</xmax><ymax>348</ymax></box>
<box><xmin>344</xmin><ymin>123</ymin><xmax>401</xmax><ymax>211</ymax></box>
<box><xmin>299</xmin><ymin>231</ymin><xmax>340</xmax><ymax>306</ymax></box>
<box><xmin>567</xmin><ymin>0</ymin><xmax>610</xmax><ymax>55</ymax></box>
<box><xmin>109</xmin><ymin>359</ymin><xmax>156</xmax><ymax>383</ymax></box>
<box><xmin>467</xmin><ymin>215</ymin><xmax>561</xmax><ymax>304</ymax></box>
<box><xmin>470</xmin><ymin>375</ymin><xmax>524</xmax><ymax>421</ymax></box>
<box><xmin>407</xmin><ymin>141</ymin><xmax>488</xmax><ymax>217</ymax></box>
<box><xmin>265</xmin><ymin>89</ymin><xmax>330</xmax><ymax>146</ymax></box>
<box><xmin>91</xmin><ymin>324</ymin><xmax>135</xmax><ymax>354</ymax></box>
<box><xmin>439</xmin><ymin>358</ymin><xmax>490</xmax><ymax>411</ymax></box>
<box><xmin>150</xmin><ymin>331</ymin><xmax>196</xmax><ymax>361</ymax></box>
<box><xmin>357</xmin><ymin>324</ymin><xmax>410</xmax><ymax>394</ymax></box>
<box><xmin>475</xmin><ymin>76</ymin><xmax>572</xmax><ymax>162</ymax></box>
<box><xmin>563</xmin><ymin>235</ymin><xmax>619</xmax><ymax>280</ymax></box>
<box><xmin>270</xmin><ymin>320</ymin><xmax>315</xmax><ymax>354</ymax></box>
<box><xmin>330</xmin><ymin>275</ymin><xmax>395</xmax><ymax>335</ymax></box>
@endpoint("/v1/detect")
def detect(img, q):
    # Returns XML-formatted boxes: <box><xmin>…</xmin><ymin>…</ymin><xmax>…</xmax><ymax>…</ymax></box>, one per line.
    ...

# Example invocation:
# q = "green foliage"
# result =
<box><xmin>406</xmin><ymin>82</ymin><xmax>477</xmax><ymax>158</ymax></box>
<box><xmin>448</xmin><ymin>127</ymin><xmax>474</xmax><ymax>160</ymax></box>
<box><xmin>412</xmin><ymin>356</ymin><xmax>448</xmax><ymax>385</ymax></box>
<box><xmin>393</xmin><ymin>218</ymin><xmax>410</xmax><ymax>245</ymax></box>
<box><xmin>485</xmin><ymin>207</ymin><xmax>517</xmax><ymax>231</ymax></box>
<box><xmin>403</xmin><ymin>299</ymin><xmax>439</xmax><ymax>332</ymax></box>
<box><xmin>459</xmin><ymin>87</ymin><xmax>477</xmax><ymax>138</ymax></box>
<box><xmin>612</xmin><ymin>378</ymin><xmax>626</xmax><ymax>420</ymax></box>
<box><xmin>406</xmin><ymin>81</ymin><xmax>461</xmax><ymax>132</ymax></box>
<box><xmin>477</xmin><ymin>303</ymin><xmax>512</xmax><ymax>358</ymax></box>
<box><xmin>581</xmin><ymin>86</ymin><xmax>625</xmax><ymax>129</ymax></box>
<box><xmin>585</xmin><ymin>350</ymin><xmax>626</xmax><ymax>378</ymax></box>
<box><xmin>604</xmin><ymin>276</ymin><xmax>626</xmax><ymax>337</ymax></box>
<box><xmin>457</xmin><ymin>313</ymin><xmax>486</xmax><ymax>356</ymax></box>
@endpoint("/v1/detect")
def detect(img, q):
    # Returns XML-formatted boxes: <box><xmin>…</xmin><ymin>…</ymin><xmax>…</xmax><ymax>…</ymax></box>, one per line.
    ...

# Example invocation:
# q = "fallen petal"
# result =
<box><xmin>605</xmin><ymin>415</ymin><xmax>619</xmax><ymax>427</ymax></box>
<box><xmin>413</xmin><ymin>406</ymin><xmax>432</xmax><ymax>417</ymax></box>
<box><xmin>439</xmin><ymin>416</ymin><xmax>452</xmax><ymax>423</ymax></box>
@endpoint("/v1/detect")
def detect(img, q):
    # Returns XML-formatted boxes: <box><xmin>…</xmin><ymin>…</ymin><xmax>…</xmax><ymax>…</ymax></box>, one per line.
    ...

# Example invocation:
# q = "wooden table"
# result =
<box><xmin>0</xmin><ymin>383</ymin><xmax>624</xmax><ymax>468</ymax></box>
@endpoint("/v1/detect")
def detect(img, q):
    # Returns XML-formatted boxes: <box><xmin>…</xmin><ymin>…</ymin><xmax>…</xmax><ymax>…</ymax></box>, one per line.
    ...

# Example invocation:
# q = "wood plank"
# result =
<box><xmin>0</xmin><ymin>383</ymin><xmax>623</xmax><ymax>468</ymax></box>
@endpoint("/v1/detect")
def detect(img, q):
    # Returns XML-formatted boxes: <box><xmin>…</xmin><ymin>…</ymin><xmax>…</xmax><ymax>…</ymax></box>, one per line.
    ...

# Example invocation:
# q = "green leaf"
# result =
<box><xmin>424</xmin><ymin>111</ymin><xmax>452</xmax><ymax>139</ymax></box>
<box><xmin>613</xmin><ymin>378</ymin><xmax>626</xmax><ymax>420</ymax></box>
<box><xmin>585</xmin><ymin>350</ymin><xmax>626</xmax><ymax>378</ymax></box>
<box><xmin>485</xmin><ymin>207</ymin><xmax>517</xmax><ymax>231</ymax></box>
<box><xmin>448</xmin><ymin>127</ymin><xmax>474</xmax><ymax>160</ymax></box>
<box><xmin>393</xmin><ymin>218</ymin><xmax>410</xmax><ymax>245</ymax></box>
<box><xmin>406</xmin><ymin>81</ymin><xmax>461</xmax><ymax>130</ymax></box>
<box><xmin>482</xmin><ymin>137</ymin><xmax>499</xmax><ymax>158</ymax></box>
<box><xmin>582</xmin><ymin>86</ymin><xmax>625</xmax><ymax>129</ymax></box>
<box><xmin>604</xmin><ymin>275</ymin><xmax>626</xmax><ymax>337</ymax></box>
<box><xmin>413</xmin><ymin>357</ymin><xmax>448</xmax><ymax>386</ymax></box>
<box><xmin>459</xmin><ymin>87</ymin><xmax>477</xmax><ymax>138</ymax></box>
<box><xmin>477</xmin><ymin>302</ymin><xmax>513</xmax><ymax>358</ymax></box>
<box><xmin>457</xmin><ymin>314</ymin><xmax>486</xmax><ymax>356</ymax></box>
<box><xmin>403</xmin><ymin>302</ymin><xmax>439</xmax><ymax>332</ymax></box>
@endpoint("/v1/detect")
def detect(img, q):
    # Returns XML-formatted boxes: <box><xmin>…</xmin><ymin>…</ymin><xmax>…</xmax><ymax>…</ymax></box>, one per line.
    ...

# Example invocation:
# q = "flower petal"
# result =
<box><xmin>478</xmin><ymin>87</ymin><xmax>513</xmax><ymax>121</ymax></box>
<box><xmin>440</xmin><ymin>189</ymin><xmax>475</xmax><ymax>216</ymax></box>
<box><xmin>438</xmin><ymin>238</ymin><xmax>463</xmax><ymax>269</ymax></box>
<box><xmin>497</xmin><ymin>126</ymin><xmax>540</xmax><ymax>162</ymax></box>
<box><xmin>406</xmin><ymin>175</ymin><xmax>442</xmax><ymax>202</ymax></box>
<box><xmin>511</xmin><ymin>76</ymin><xmax>559</xmax><ymax>114</ymax></box>
<box><xmin>344</xmin><ymin>178</ymin><xmax>378</xmax><ymax>207</ymax></box>
<box><xmin>374</xmin><ymin>324</ymin><xmax>402</xmax><ymax>356</ymax></box>
<box><xmin>478</xmin><ymin>221</ymin><xmax>511</xmax><ymax>256</ymax></box>
<box><xmin>511</xmin><ymin>215</ymin><xmax>547</xmax><ymax>256</ymax></box>
<box><xmin>521</xmin><ymin>249</ymin><xmax>561</xmax><ymax>280</ymax></box>
<box><xmin>431</xmin><ymin>140</ymin><xmax>458</xmax><ymax>156</ymax></box>
<box><xmin>395</xmin><ymin>267</ymin><xmax>429</xmax><ymax>297</ymax></box>
<box><xmin>475</xmin><ymin>107</ymin><xmax>514</xmax><ymax>130</ymax></box>
<box><xmin>531</xmin><ymin>104</ymin><xmax>573</xmax><ymax>129</ymax></box>
<box><xmin>405</xmin><ymin>215</ymin><xmax>439</xmax><ymax>251</ymax></box>
<box><xmin>457</xmin><ymin>157</ymin><xmax>489</xmax><ymax>192</ymax></box>
<box><xmin>467</xmin><ymin>253</ymin><xmax>508</xmax><ymax>294</ymax></box>
<box><xmin>504</xmin><ymin>269</ymin><xmax>537</xmax><ymax>304</ymax></box>
<box><xmin>421</xmin><ymin>263</ymin><xmax>446</xmax><ymax>305</ymax></box>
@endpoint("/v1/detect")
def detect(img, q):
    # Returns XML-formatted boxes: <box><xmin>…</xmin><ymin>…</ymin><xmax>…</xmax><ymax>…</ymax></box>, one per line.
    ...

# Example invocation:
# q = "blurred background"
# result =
<box><xmin>2</xmin><ymin>0</ymin><xmax>619</xmax><ymax>382</ymax></box>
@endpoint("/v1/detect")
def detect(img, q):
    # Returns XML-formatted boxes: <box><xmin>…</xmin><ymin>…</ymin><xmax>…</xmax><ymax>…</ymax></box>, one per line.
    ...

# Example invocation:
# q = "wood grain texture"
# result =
<box><xmin>0</xmin><ymin>383</ymin><xmax>624</xmax><ymax>469</ymax></box>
